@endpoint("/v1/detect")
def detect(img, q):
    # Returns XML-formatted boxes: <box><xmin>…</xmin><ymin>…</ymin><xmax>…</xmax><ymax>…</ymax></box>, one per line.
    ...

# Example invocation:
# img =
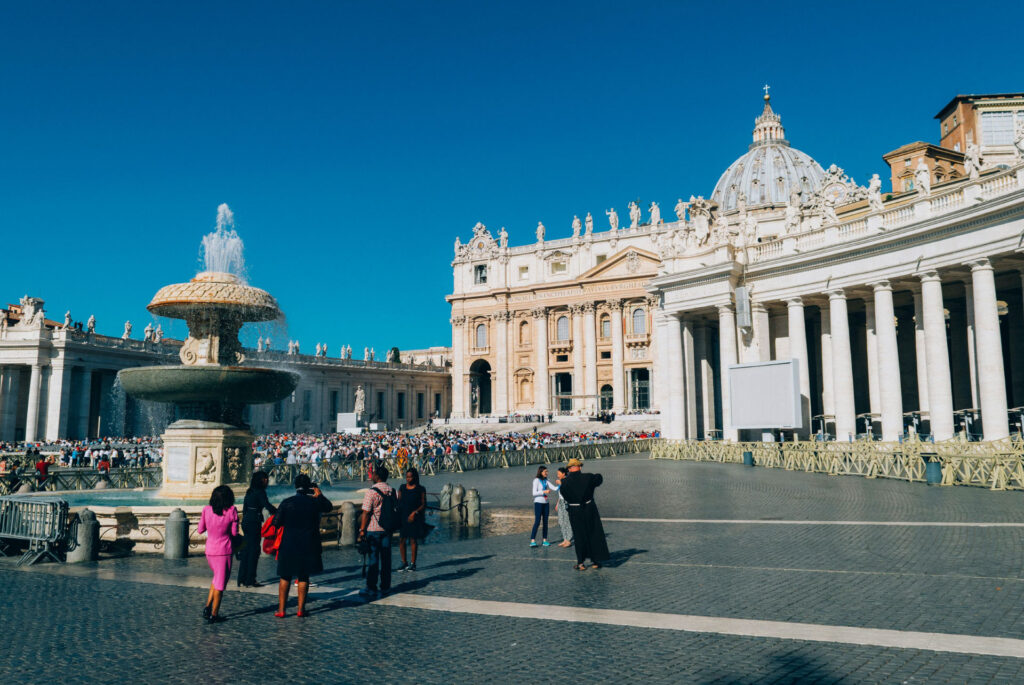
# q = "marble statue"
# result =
<box><xmin>386</xmin><ymin>347</ymin><xmax>398</xmax><ymax>363</ymax></box>
<box><xmin>143</xmin><ymin>322</ymin><xmax>154</xmax><ymax>342</ymax></box>
<box><xmin>689</xmin><ymin>196</ymin><xmax>711</xmax><ymax>245</ymax></box>
<box><xmin>288</xmin><ymin>341</ymin><xmax>295</xmax><ymax>355</ymax></box>
<box><xmin>674</xmin><ymin>198</ymin><xmax>687</xmax><ymax>222</ymax></box>
<box><xmin>454</xmin><ymin>236</ymin><xmax>462</xmax><ymax>254</ymax></box>
<box><xmin>321</xmin><ymin>343</ymin><xmax>327</xmax><ymax>357</ymax></box>
<box><xmin>584</xmin><ymin>212</ymin><xmax>593</xmax><ymax>235</ymax></box>
<box><xmin>649</xmin><ymin>201</ymin><xmax>662</xmax><ymax>226</ymax></box>
<box><xmin>264</xmin><ymin>337</ymin><xmax>271</xmax><ymax>351</ymax></box>
<box><xmin>369</xmin><ymin>347</ymin><xmax>375</xmax><ymax>361</ymax></box>
<box><xmin>257</xmin><ymin>336</ymin><xmax>264</xmax><ymax>352</ymax></box>
<box><xmin>736</xmin><ymin>191</ymin><xmax>747</xmax><ymax>217</ymax></box>
<box><xmin>364</xmin><ymin>346</ymin><xmax>370</xmax><ymax>361</ymax></box>
<box><xmin>63</xmin><ymin>311</ymin><xmax>72</xmax><ymax>329</ymax></box>
<box><xmin>914</xmin><ymin>159</ymin><xmax>931</xmax><ymax>197</ymax></box>
<box><xmin>964</xmin><ymin>143</ymin><xmax>983</xmax><ymax>181</ymax></box>
<box><xmin>785</xmin><ymin>189</ymin><xmax>803</xmax><ymax>233</ymax></box>
<box><xmin>499</xmin><ymin>227</ymin><xmax>508</xmax><ymax>248</ymax></box>
<box><xmin>122</xmin><ymin>321</ymin><xmax>132</xmax><ymax>340</ymax></box>
<box><xmin>1015</xmin><ymin>119</ymin><xmax>1024</xmax><ymax>158</ymax></box>
<box><xmin>571</xmin><ymin>215</ymin><xmax>582</xmax><ymax>237</ymax></box>
<box><xmin>87</xmin><ymin>315</ymin><xmax>95</xmax><ymax>334</ymax></box>
<box><xmin>0</xmin><ymin>310</ymin><xmax>7</xmax><ymax>335</ymax></box>
<box><xmin>154</xmin><ymin>325</ymin><xmax>163</xmax><ymax>343</ymax></box>
<box><xmin>354</xmin><ymin>385</ymin><xmax>366</xmax><ymax>415</ymax></box>
<box><xmin>536</xmin><ymin>221</ymin><xmax>545</xmax><ymax>242</ymax></box>
<box><xmin>743</xmin><ymin>212</ymin><xmax>757</xmax><ymax>246</ymax></box>
<box><xmin>868</xmin><ymin>174</ymin><xmax>884</xmax><ymax>212</ymax></box>
<box><xmin>315</xmin><ymin>342</ymin><xmax>323</xmax><ymax>356</ymax></box>
<box><xmin>628</xmin><ymin>201</ymin><xmax>641</xmax><ymax>229</ymax></box>
<box><xmin>822</xmin><ymin>199</ymin><xmax>838</xmax><ymax>225</ymax></box>
<box><xmin>605</xmin><ymin>207</ymin><xmax>619</xmax><ymax>231</ymax></box>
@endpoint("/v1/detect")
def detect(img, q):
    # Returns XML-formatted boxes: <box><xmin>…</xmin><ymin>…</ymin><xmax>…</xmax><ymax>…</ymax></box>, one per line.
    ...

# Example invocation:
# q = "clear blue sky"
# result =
<box><xmin>1</xmin><ymin>1</ymin><xmax>1021</xmax><ymax>351</ymax></box>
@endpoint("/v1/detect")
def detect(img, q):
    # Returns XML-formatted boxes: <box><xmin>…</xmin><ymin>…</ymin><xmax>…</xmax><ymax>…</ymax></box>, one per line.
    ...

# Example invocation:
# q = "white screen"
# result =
<box><xmin>728</xmin><ymin>359</ymin><xmax>802</xmax><ymax>429</ymax></box>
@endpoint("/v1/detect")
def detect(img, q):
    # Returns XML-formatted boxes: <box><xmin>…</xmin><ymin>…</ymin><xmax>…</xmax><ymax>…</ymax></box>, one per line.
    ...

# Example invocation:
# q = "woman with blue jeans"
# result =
<box><xmin>530</xmin><ymin>465</ymin><xmax>551</xmax><ymax>547</ymax></box>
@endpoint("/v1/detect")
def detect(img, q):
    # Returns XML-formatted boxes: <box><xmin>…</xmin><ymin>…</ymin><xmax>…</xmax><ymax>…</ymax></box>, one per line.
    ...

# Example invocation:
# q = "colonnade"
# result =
<box><xmin>662</xmin><ymin>259</ymin><xmax>1016</xmax><ymax>443</ymax></box>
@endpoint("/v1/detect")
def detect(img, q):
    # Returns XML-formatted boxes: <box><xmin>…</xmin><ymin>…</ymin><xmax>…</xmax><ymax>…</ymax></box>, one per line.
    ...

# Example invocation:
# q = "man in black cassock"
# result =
<box><xmin>558</xmin><ymin>458</ymin><xmax>609</xmax><ymax>569</ymax></box>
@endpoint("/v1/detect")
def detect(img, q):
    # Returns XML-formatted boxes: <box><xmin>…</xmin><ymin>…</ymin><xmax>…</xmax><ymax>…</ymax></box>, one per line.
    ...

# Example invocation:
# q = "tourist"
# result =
<box><xmin>238</xmin><ymin>470</ymin><xmax>276</xmax><ymax>588</ymax></box>
<box><xmin>197</xmin><ymin>485</ymin><xmax>239</xmax><ymax>623</ymax></box>
<box><xmin>274</xmin><ymin>474</ymin><xmax>333</xmax><ymax>618</ymax></box>
<box><xmin>559</xmin><ymin>458</ymin><xmax>609</xmax><ymax>570</ymax></box>
<box><xmin>358</xmin><ymin>463</ymin><xmax>395</xmax><ymax>598</ymax></box>
<box><xmin>553</xmin><ymin>467</ymin><xmax>573</xmax><ymax>548</ymax></box>
<box><xmin>34</xmin><ymin>450</ymin><xmax>49</xmax><ymax>487</ymax></box>
<box><xmin>397</xmin><ymin>467</ymin><xmax>427</xmax><ymax>572</ymax></box>
<box><xmin>529</xmin><ymin>465</ymin><xmax>551</xmax><ymax>548</ymax></box>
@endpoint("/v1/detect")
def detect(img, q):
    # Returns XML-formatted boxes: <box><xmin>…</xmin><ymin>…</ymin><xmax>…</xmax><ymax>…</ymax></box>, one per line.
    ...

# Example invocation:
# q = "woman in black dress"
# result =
<box><xmin>274</xmin><ymin>474</ymin><xmax>333</xmax><ymax>618</ymax></box>
<box><xmin>397</xmin><ymin>468</ymin><xmax>427</xmax><ymax>572</ymax></box>
<box><xmin>238</xmin><ymin>471</ymin><xmax>276</xmax><ymax>587</ymax></box>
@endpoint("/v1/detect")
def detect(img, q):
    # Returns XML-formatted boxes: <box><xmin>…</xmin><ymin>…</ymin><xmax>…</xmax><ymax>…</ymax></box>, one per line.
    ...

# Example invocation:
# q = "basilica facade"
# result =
<box><xmin>450</xmin><ymin>91</ymin><xmax>1024</xmax><ymax>443</ymax></box>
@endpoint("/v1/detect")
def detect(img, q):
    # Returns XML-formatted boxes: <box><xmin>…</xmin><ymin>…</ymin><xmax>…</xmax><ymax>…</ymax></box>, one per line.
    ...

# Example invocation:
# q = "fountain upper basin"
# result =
<box><xmin>118</xmin><ymin>365</ymin><xmax>298</xmax><ymax>404</ymax></box>
<box><xmin>147</xmin><ymin>271</ymin><xmax>281</xmax><ymax>322</ymax></box>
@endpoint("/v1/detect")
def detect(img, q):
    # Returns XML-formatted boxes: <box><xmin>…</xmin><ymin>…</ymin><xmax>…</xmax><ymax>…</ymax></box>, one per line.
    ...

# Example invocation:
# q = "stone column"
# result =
<box><xmin>864</xmin><ymin>300</ymin><xmax>880</xmax><ymax>431</ymax></box>
<box><xmin>570</xmin><ymin>304</ymin><xmax>584</xmax><ymax>414</ymax></box>
<box><xmin>493</xmin><ymin>312</ymin><xmax>510</xmax><ymax>416</ymax></box>
<box><xmin>963</xmin><ymin>282</ymin><xmax>980</xmax><ymax>410</ymax></box>
<box><xmin>24</xmin><ymin>364</ymin><xmax>43</xmax><ymax>443</ymax></box>
<box><xmin>911</xmin><ymin>288</ymin><xmax>930</xmax><ymax>417</ymax></box>
<box><xmin>827</xmin><ymin>290</ymin><xmax>856</xmax><ymax>441</ymax></box>
<box><xmin>819</xmin><ymin>304</ymin><xmax>835</xmax><ymax>429</ymax></box>
<box><xmin>664</xmin><ymin>313</ymin><xmax>684</xmax><ymax>439</ymax></box>
<box><xmin>919</xmin><ymin>271</ymin><xmax>954</xmax><ymax>440</ymax></box>
<box><xmin>786</xmin><ymin>298</ymin><xmax>811</xmax><ymax>438</ymax></box>
<box><xmin>872</xmin><ymin>282</ymin><xmax>904</xmax><ymax>441</ymax></box>
<box><xmin>583</xmin><ymin>303</ymin><xmax>597</xmax><ymax>413</ymax></box>
<box><xmin>1</xmin><ymin>367</ymin><xmax>21</xmax><ymax>441</ymax></box>
<box><xmin>532</xmin><ymin>307</ymin><xmax>549</xmax><ymax>413</ymax></box>
<box><xmin>718</xmin><ymin>304</ymin><xmax>739</xmax><ymax>441</ymax></box>
<box><xmin>695</xmin><ymin>322</ymin><xmax>716</xmax><ymax>438</ymax></box>
<box><xmin>44</xmin><ymin>363</ymin><xmax>72</xmax><ymax>441</ymax></box>
<box><xmin>608</xmin><ymin>299</ymin><xmax>625</xmax><ymax>412</ymax></box>
<box><xmin>969</xmin><ymin>259</ymin><xmax>1009</xmax><ymax>440</ymax></box>
<box><xmin>450</xmin><ymin>316</ymin><xmax>466</xmax><ymax>418</ymax></box>
<box><xmin>682</xmin><ymin>319</ymin><xmax>697</xmax><ymax>438</ymax></box>
<box><xmin>752</xmin><ymin>302</ymin><xmax>771</xmax><ymax>361</ymax></box>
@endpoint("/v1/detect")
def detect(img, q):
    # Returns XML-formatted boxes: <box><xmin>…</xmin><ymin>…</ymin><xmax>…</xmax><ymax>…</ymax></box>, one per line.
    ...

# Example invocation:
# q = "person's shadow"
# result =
<box><xmin>601</xmin><ymin>548</ymin><xmax>646</xmax><ymax>568</ymax></box>
<box><xmin>301</xmin><ymin>567</ymin><xmax>486</xmax><ymax>616</ymax></box>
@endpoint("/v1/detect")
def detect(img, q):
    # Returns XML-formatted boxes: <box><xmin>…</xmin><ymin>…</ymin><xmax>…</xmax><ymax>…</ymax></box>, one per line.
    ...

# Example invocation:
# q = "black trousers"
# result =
<box><xmin>237</xmin><ymin>521</ymin><xmax>262</xmax><ymax>585</ymax></box>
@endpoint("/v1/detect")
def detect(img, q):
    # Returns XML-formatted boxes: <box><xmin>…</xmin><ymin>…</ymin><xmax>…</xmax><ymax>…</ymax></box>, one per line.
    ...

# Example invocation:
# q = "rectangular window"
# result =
<box><xmin>981</xmin><ymin>111</ymin><xmax>1014</xmax><ymax>145</ymax></box>
<box><xmin>417</xmin><ymin>393</ymin><xmax>424</xmax><ymax>419</ymax></box>
<box><xmin>518</xmin><ymin>266</ymin><xmax>529</xmax><ymax>280</ymax></box>
<box><xmin>595</xmin><ymin>255</ymin><xmax>607</xmax><ymax>265</ymax></box>
<box><xmin>474</xmin><ymin>264</ymin><xmax>488</xmax><ymax>284</ymax></box>
<box><xmin>556</xmin><ymin>354</ymin><xmax>568</xmax><ymax>362</ymax></box>
<box><xmin>377</xmin><ymin>392</ymin><xmax>385</xmax><ymax>419</ymax></box>
<box><xmin>302</xmin><ymin>390</ymin><xmax>312</xmax><ymax>421</ymax></box>
<box><xmin>273</xmin><ymin>400</ymin><xmax>283</xmax><ymax>422</ymax></box>
<box><xmin>550</xmin><ymin>261</ymin><xmax>567</xmax><ymax>275</ymax></box>
<box><xmin>397</xmin><ymin>392</ymin><xmax>406</xmax><ymax>420</ymax></box>
<box><xmin>330</xmin><ymin>390</ymin><xmax>338</xmax><ymax>417</ymax></box>
<box><xmin>434</xmin><ymin>392</ymin><xmax>442</xmax><ymax>414</ymax></box>
<box><xmin>600</xmin><ymin>350</ymin><xmax>611</xmax><ymax>360</ymax></box>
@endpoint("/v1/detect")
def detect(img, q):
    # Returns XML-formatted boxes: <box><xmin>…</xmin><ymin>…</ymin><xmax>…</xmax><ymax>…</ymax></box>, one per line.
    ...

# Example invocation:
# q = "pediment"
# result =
<box><xmin>579</xmin><ymin>247</ymin><xmax>661</xmax><ymax>281</ymax></box>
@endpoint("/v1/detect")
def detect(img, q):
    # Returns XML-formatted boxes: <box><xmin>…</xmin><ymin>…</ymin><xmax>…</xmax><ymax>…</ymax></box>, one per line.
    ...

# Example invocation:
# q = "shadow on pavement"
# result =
<box><xmin>602</xmin><ymin>548</ymin><xmax>647</xmax><ymax>568</ymax></box>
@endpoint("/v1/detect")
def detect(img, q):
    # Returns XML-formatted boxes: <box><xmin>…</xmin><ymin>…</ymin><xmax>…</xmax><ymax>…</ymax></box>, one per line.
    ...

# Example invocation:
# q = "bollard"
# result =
<box><xmin>465</xmin><ymin>488</ymin><xmax>481</xmax><ymax>527</ymax></box>
<box><xmin>163</xmin><ymin>508</ymin><xmax>189</xmax><ymax>559</ymax></box>
<box><xmin>451</xmin><ymin>484</ymin><xmax>465</xmax><ymax>522</ymax></box>
<box><xmin>16</xmin><ymin>481</ymin><xmax>34</xmax><ymax>494</ymax></box>
<box><xmin>924</xmin><ymin>455</ymin><xmax>942</xmax><ymax>485</ymax></box>
<box><xmin>339</xmin><ymin>501</ymin><xmax>357</xmax><ymax>546</ymax></box>
<box><xmin>742</xmin><ymin>451</ymin><xmax>754</xmax><ymax>467</ymax></box>
<box><xmin>439</xmin><ymin>483</ymin><xmax>452</xmax><ymax>519</ymax></box>
<box><xmin>67</xmin><ymin>509</ymin><xmax>99</xmax><ymax>563</ymax></box>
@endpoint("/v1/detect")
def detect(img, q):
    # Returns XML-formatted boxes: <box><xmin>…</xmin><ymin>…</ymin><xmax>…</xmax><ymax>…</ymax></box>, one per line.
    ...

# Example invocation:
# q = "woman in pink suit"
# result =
<box><xmin>198</xmin><ymin>485</ymin><xmax>239</xmax><ymax>623</ymax></box>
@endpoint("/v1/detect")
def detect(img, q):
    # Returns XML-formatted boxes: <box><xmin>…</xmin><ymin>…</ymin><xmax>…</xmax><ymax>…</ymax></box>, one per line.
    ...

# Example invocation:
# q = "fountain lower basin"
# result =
<box><xmin>118</xmin><ymin>366</ymin><xmax>298</xmax><ymax>405</ymax></box>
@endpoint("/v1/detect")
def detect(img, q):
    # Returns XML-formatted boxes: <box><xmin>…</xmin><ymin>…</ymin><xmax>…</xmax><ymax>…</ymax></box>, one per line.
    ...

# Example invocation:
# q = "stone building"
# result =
<box><xmin>0</xmin><ymin>299</ymin><xmax>451</xmax><ymax>441</ymax></box>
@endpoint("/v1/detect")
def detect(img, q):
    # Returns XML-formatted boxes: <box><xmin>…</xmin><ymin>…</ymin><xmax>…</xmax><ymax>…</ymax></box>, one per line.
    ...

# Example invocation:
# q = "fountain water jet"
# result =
<box><xmin>118</xmin><ymin>206</ymin><xmax>298</xmax><ymax>498</ymax></box>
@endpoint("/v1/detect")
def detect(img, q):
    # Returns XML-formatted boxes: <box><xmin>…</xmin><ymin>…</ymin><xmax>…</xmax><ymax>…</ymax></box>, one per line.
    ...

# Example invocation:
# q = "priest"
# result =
<box><xmin>558</xmin><ymin>458</ymin><xmax>609</xmax><ymax>570</ymax></box>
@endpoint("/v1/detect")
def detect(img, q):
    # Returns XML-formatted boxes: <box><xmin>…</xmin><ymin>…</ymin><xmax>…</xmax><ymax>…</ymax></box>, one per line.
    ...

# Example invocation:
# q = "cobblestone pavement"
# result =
<box><xmin>2</xmin><ymin>455</ymin><xmax>1023</xmax><ymax>683</ymax></box>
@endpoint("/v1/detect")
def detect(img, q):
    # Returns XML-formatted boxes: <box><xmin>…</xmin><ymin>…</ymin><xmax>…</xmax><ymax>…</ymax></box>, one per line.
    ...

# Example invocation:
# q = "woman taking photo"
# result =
<box><xmin>238</xmin><ymin>470</ymin><xmax>276</xmax><ymax>587</ymax></box>
<box><xmin>198</xmin><ymin>485</ymin><xmax>239</xmax><ymax>623</ymax></box>
<box><xmin>274</xmin><ymin>474</ymin><xmax>333</xmax><ymax>618</ymax></box>
<box><xmin>529</xmin><ymin>465</ymin><xmax>551</xmax><ymax>548</ymax></box>
<box><xmin>397</xmin><ymin>467</ymin><xmax>427</xmax><ymax>572</ymax></box>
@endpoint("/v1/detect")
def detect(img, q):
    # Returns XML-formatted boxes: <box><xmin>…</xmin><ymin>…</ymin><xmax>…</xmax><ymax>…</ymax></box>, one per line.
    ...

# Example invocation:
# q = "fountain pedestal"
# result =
<box><xmin>159</xmin><ymin>420</ymin><xmax>254</xmax><ymax>499</ymax></box>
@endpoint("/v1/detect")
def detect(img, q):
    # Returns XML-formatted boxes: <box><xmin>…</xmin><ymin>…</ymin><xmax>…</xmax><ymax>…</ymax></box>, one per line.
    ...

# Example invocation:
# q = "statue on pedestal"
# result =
<box><xmin>87</xmin><ymin>315</ymin><xmax>95</xmax><ymax>334</ymax></box>
<box><xmin>363</xmin><ymin>346</ymin><xmax>370</xmax><ymax>361</ymax></box>
<box><xmin>354</xmin><ymin>385</ymin><xmax>366</xmax><ymax>415</ymax></box>
<box><xmin>649</xmin><ymin>201</ymin><xmax>662</xmax><ymax>226</ymax></box>
<box><xmin>867</xmin><ymin>175</ymin><xmax>884</xmax><ymax>212</ymax></box>
<box><xmin>914</xmin><ymin>160</ymin><xmax>931</xmax><ymax>197</ymax></box>
<box><xmin>628</xmin><ymin>201</ymin><xmax>641</xmax><ymax>228</ymax></box>
<box><xmin>315</xmin><ymin>342</ymin><xmax>323</xmax><ymax>356</ymax></box>
<box><xmin>785</xmin><ymin>189</ymin><xmax>804</xmax><ymax>233</ymax></box>
<box><xmin>674</xmin><ymin>198</ymin><xmax>687</xmax><ymax>222</ymax></box>
<box><xmin>584</xmin><ymin>212</ymin><xmax>593</xmax><ymax>235</ymax></box>
<box><xmin>964</xmin><ymin>143</ymin><xmax>983</xmax><ymax>181</ymax></box>
<box><xmin>63</xmin><ymin>311</ymin><xmax>72</xmax><ymax>330</ymax></box>
<box><xmin>605</xmin><ymin>207</ymin><xmax>619</xmax><ymax>231</ymax></box>
<box><xmin>154</xmin><ymin>325</ymin><xmax>163</xmax><ymax>343</ymax></box>
<box><xmin>143</xmin><ymin>322</ymin><xmax>154</xmax><ymax>342</ymax></box>
<box><xmin>369</xmin><ymin>347</ymin><xmax>375</xmax><ymax>361</ymax></box>
<box><xmin>257</xmin><ymin>336</ymin><xmax>264</xmax><ymax>352</ymax></box>
<box><xmin>571</xmin><ymin>215</ymin><xmax>582</xmax><ymax>237</ymax></box>
<box><xmin>499</xmin><ymin>227</ymin><xmax>508</xmax><ymax>248</ymax></box>
<box><xmin>122</xmin><ymin>321</ymin><xmax>132</xmax><ymax>340</ymax></box>
<box><xmin>536</xmin><ymin>221</ymin><xmax>545</xmax><ymax>242</ymax></box>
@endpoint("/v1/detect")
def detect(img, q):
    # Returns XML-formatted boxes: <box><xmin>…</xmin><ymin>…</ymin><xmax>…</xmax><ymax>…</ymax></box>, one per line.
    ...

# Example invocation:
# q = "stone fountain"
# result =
<box><xmin>118</xmin><ymin>207</ymin><xmax>298</xmax><ymax>498</ymax></box>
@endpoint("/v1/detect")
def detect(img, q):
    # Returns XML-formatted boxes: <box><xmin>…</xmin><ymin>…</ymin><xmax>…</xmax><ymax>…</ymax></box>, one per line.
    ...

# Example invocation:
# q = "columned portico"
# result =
<box><xmin>919</xmin><ymin>271</ymin><xmax>955</xmax><ymax>440</ymax></box>
<box><xmin>785</xmin><ymin>298</ymin><xmax>811</xmax><ymax>438</ymax></box>
<box><xmin>608</xmin><ymin>299</ymin><xmax>625</xmax><ymax>412</ymax></box>
<box><xmin>583</xmin><ymin>303</ymin><xmax>598</xmax><ymax>413</ymax></box>
<box><xmin>969</xmin><ymin>259</ymin><xmax>1009</xmax><ymax>440</ymax></box>
<box><xmin>44</xmin><ymin>363</ymin><xmax>72</xmax><ymax>441</ymax></box>
<box><xmin>717</xmin><ymin>304</ymin><xmax>738</xmax><ymax>441</ymax></box>
<box><xmin>681</xmin><ymin>318</ymin><xmax>697</xmax><ymax>438</ymax></box>
<box><xmin>532</xmin><ymin>307</ymin><xmax>549</xmax><ymax>413</ymax></box>
<box><xmin>871</xmin><ymin>282</ymin><xmax>904</xmax><ymax>441</ymax></box>
<box><xmin>570</xmin><ymin>304</ymin><xmax>584</xmax><ymax>414</ymax></box>
<box><xmin>827</xmin><ymin>290</ymin><xmax>856</xmax><ymax>441</ymax></box>
<box><xmin>450</xmin><ymin>317</ymin><xmax>466</xmax><ymax>418</ymax></box>
<box><xmin>24</xmin><ymin>363</ymin><xmax>43</xmax><ymax>443</ymax></box>
<box><xmin>663</xmin><ymin>313</ymin><xmax>684</xmax><ymax>439</ymax></box>
<box><xmin>493</xmin><ymin>312</ymin><xmax>509</xmax><ymax>415</ymax></box>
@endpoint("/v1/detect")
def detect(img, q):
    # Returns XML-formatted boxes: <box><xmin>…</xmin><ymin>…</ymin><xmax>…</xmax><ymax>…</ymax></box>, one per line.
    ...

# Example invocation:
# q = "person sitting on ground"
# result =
<box><xmin>274</xmin><ymin>474</ymin><xmax>333</xmax><ymax>618</ymax></box>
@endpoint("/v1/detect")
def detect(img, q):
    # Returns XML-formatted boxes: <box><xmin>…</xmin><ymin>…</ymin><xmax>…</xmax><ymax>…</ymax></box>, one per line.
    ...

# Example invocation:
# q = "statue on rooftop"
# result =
<box><xmin>154</xmin><ymin>324</ymin><xmax>163</xmax><ymax>343</ymax></box>
<box><xmin>605</xmin><ymin>207</ymin><xmax>619</xmax><ymax>231</ymax></box>
<box><xmin>584</xmin><ymin>212</ymin><xmax>593</xmax><ymax>235</ymax></box>
<box><xmin>649</xmin><ymin>201</ymin><xmax>662</xmax><ymax>226</ymax></box>
<box><xmin>868</xmin><ymin>174</ymin><xmax>884</xmax><ymax>212</ymax></box>
<box><xmin>499</xmin><ymin>226</ymin><xmax>508</xmax><ymax>248</ymax></box>
<box><xmin>87</xmin><ymin>315</ymin><xmax>95</xmax><ymax>334</ymax></box>
<box><xmin>122</xmin><ymin>321</ymin><xmax>132</xmax><ymax>340</ymax></box>
<box><xmin>628</xmin><ymin>201</ymin><xmax>641</xmax><ymax>229</ymax></box>
<box><xmin>964</xmin><ymin>143</ymin><xmax>983</xmax><ymax>181</ymax></box>
<box><xmin>914</xmin><ymin>159</ymin><xmax>931</xmax><ymax>197</ymax></box>
<box><xmin>63</xmin><ymin>311</ymin><xmax>72</xmax><ymax>330</ymax></box>
<box><xmin>571</xmin><ymin>215</ymin><xmax>582</xmax><ymax>238</ymax></box>
<box><xmin>536</xmin><ymin>221</ymin><xmax>545</xmax><ymax>242</ymax></box>
<box><xmin>674</xmin><ymin>198</ymin><xmax>687</xmax><ymax>222</ymax></box>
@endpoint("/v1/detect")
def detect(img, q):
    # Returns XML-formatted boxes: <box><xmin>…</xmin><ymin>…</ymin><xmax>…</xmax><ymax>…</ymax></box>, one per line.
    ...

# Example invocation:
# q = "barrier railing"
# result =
<box><xmin>0</xmin><ymin>495</ymin><xmax>69</xmax><ymax>565</ymax></box>
<box><xmin>651</xmin><ymin>436</ymin><xmax>1024</xmax><ymax>491</ymax></box>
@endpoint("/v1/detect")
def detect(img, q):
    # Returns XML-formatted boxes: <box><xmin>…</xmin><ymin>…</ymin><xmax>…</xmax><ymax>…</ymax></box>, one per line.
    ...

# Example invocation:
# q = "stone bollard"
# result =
<box><xmin>67</xmin><ymin>509</ymin><xmax>99</xmax><ymax>563</ymax></box>
<box><xmin>465</xmin><ymin>488</ymin><xmax>481</xmax><ymax>527</ymax></box>
<box><xmin>163</xmin><ymin>508</ymin><xmax>189</xmax><ymax>559</ymax></box>
<box><xmin>93</xmin><ymin>478</ymin><xmax>109</xmax><ymax>489</ymax></box>
<box><xmin>16</xmin><ymin>481</ymin><xmax>34</xmax><ymax>494</ymax></box>
<box><xmin>439</xmin><ymin>483</ymin><xmax>452</xmax><ymax>520</ymax></box>
<box><xmin>451</xmin><ymin>484</ymin><xmax>465</xmax><ymax>523</ymax></box>
<box><xmin>339</xmin><ymin>501</ymin><xmax>357</xmax><ymax>547</ymax></box>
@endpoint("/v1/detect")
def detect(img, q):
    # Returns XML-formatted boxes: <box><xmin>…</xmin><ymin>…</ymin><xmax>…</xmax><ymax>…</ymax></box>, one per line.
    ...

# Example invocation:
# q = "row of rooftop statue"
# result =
<box><xmin>454</xmin><ymin>140</ymin><xmax>999</xmax><ymax>260</ymax></box>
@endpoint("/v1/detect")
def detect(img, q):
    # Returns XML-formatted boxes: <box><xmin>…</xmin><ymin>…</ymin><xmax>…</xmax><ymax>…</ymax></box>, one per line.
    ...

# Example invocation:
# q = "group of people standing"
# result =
<box><xmin>530</xmin><ymin>459</ymin><xmax>609</xmax><ymax>570</ymax></box>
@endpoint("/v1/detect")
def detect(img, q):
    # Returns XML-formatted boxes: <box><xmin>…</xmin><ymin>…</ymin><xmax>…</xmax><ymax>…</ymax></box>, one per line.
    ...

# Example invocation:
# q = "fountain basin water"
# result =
<box><xmin>118</xmin><ymin>366</ymin><xmax>298</xmax><ymax>405</ymax></box>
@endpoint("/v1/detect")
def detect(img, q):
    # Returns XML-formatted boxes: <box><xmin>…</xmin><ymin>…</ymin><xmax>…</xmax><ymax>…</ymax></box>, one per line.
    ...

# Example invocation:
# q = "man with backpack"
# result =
<box><xmin>358</xmin><ymin>462</ymin><xmax>397</xmax><ymax>599</ymax></box>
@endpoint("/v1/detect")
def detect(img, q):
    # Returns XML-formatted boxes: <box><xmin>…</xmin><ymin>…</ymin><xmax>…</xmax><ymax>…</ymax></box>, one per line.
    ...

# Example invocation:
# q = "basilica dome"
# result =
<box><xmin>711</xmin><ymin>94</ymin><xmax>826</xmax><ymax>212</ymax></box>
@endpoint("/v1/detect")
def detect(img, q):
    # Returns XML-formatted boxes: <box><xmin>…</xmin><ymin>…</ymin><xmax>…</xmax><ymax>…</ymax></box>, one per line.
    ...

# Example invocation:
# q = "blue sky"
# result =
<box><xmin>1</xmin><ymin>1</ymin><xmax>1021</xmax><ymax>351</ymax></box>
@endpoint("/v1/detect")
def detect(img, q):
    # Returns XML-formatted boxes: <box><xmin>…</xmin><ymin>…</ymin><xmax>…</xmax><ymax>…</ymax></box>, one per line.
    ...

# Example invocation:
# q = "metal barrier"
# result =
<box><xmin>0</xmin><ymin>495</ymin><xmax>69</xmax><ymax>565</ymax></box>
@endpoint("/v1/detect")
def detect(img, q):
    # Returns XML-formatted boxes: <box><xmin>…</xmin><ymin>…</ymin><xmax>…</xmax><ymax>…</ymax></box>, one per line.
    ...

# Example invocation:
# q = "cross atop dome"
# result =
<box><xmin>752</xmin><ymin>87</ymin><xmax>786</xmax><ymax>147</ymax></box>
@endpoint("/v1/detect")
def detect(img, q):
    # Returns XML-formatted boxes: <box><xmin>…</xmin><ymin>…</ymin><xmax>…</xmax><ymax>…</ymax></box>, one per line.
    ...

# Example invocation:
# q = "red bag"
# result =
<box><xmin>261</xmin><ymin>515</ymin><xmax>283</xmax><ymax>558</ymax></box>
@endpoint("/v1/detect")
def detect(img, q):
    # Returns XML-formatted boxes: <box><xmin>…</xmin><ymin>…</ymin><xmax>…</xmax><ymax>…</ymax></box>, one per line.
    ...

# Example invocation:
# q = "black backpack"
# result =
<box><xmin>373</xmin><ymin>486</ymin><xmax>401</xmax><ymax>534</ymax></box>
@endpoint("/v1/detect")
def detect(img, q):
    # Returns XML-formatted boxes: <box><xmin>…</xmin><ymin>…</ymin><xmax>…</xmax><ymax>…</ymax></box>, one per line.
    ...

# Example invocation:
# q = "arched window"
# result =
<box><xmin>600</xmin><ymin>315</ymin><xmax>611</xmax><ymax>339</ymax></box>
<box><xmin>632</xmin><ymin>308</ymin><xmax>646</xmax><ymax>335</ymax></box>
<box><xmin>519</xmin><ymin>320</ymin><xmax>530</xmax><ymax>345</ymax></box>
<box><xmin>600</xmin><ymin>385</ymin><xmax>613</xmax><ymax>410</ymax></box>
<box><xmin>556</xmin><ymin>315</ymin><xmax>569</xmax><ymax>341</ymax></box>
<box><xmin>475</xmin><ymin>323</ymin><xmax>487</xmax><ymax>348</ymax></box>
